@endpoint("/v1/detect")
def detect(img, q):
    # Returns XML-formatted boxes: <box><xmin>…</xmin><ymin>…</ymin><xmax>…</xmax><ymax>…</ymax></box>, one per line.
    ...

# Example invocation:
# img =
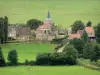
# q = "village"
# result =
<box><xmin>8</xmin><ymin>11</ymin><xmax>96</xmax><ymax>43</ymax></box>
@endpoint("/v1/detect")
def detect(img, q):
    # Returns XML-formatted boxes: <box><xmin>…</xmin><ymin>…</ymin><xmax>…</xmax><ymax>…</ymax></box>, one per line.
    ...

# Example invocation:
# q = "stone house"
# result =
<box><xmin>8</xmin><ymin>25</ymin><xmax>31</xmax><ymax>41</ymax></box>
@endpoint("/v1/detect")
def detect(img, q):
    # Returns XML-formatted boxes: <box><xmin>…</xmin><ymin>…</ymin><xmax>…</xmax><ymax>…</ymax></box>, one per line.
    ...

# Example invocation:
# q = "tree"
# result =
<box><xmin>0</xmin><ymin>17</ymin><xmax>4</xmax><ymax>44</ymax></box>
<box><xmin>63</xmin><ymin>45</ymin><xmax>78</xmax><ymax>59</ymax></box>
<box><xmin>83</xmin><ymin>42</ymin><xmax>100</xmax><ymax>61</ymax></box>
<box><xmin>69</xmin><ymin>38</ymin><xmax>84</xmax><ymax>57</ymax></box>
<box><xmin>0</xmin><ymin>16</ymin><xmax>8</xmax><ymax>44</ymax></box>
<box><xmin>95</xmin><ymin>23</ymin><xmax>100</xmax><ymax>43</ymax></box>
<box><xmin>81</xmin><ymin>30</ymin><xmax>89</xmax><ymax>43</ymax></box>
<box><xmin>0</xmin><ymin>47</ymin><xmax>5</xmax><ymax>67</ymax></box>
<box><xmin>83</xmin><ymin>42</ymin><xmax>94</xmax><ymax>59</ymax></box>
<box><xmin>4</xmin><ymin>16</ymin><xmax>8</xmax><ymax>44</ymax></box>
<box><xmin>7</xmin><ymin>49</ymin><xmax>18</xmax><ymax>66</ymax></box>
<box><xmin>72</xmin><ymin>20</ymin><xmax>85</xmax><ymax>33</ymax></box>
<box><xmin>27</xmin><ymin>19</ymin><xmax>43</xmax><ymax>30</ymax></box>
<box><xmin>93</xmin><ymin>44</ymin><xmax>100</xmax><ymax>61</ymax></box>
<box><xmin>86</xmin><ymin>21</ymin><xmax>92</xmax><ymax>27</ymax></box>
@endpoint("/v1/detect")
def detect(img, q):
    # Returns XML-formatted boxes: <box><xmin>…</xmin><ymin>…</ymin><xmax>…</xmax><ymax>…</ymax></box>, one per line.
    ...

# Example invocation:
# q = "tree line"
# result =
<box><xmin>0</xmin><ymin>16</ymin><xmax>8</xmax><ymax>44</ymax></box>
<box><xmin>0</xmin><ymin>45</ymin><xmax>78</xmax><ymax>67</ymax></box>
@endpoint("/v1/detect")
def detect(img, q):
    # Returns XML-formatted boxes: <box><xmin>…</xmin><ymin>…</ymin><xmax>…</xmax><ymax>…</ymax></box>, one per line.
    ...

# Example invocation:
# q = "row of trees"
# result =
<box><xmin>0</xmin><ymin>16</ymin><xmax>8</xmax><ymax>44</ymax></box>
<box><xmin>69</xmin><ymin>38</ymin><xmax>100</xmax><ymax>62</ymax></box>
<box><xmin>0</xmin><ymin>44</ymin><xmax>78</xmax><ymax>67</ymax></box>
<box><xmin>71</xmin><ymin>21</ymin><xmax>92</xmax><ymax>33</ymax></box>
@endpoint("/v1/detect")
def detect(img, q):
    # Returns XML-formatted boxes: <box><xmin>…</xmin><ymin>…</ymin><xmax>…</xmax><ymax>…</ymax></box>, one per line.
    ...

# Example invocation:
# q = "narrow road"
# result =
<box><xmin>57</xmin><ymin>41</ymin><xmax>69</xmax><ymax>52</ymax></box>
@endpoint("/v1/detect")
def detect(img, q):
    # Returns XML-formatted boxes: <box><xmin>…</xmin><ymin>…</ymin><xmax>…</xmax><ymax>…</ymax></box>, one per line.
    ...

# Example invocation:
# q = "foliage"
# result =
<box><xmin>86</xmin><ymin>21</ymin><xmax>92</xmax><ymax>27</ymax></box>
<box><xmin>36</xmin><ymin>53</ymin><xmax>51</xmax><ymax>65</ymax></box>
<box><xmin>63</xmin><ymin>45</ymin><xmax>78</xmax><ymax>59</ymax></box>
<box><xmin>27</xmin><ymin>19</ymin><xmax>43</xmax><ymax>30</ymax></box>
<box><xmin>69</xmin><ymin>38</ymin><xmax>85</xmax><ymax>57</ymax></box>
<box><xmin>78</xmin><ymin>59</ymin><xmax>100</xmax><ymax>71</ymax></box>
<box><xmin>28</xmin><ymin>60</ymin><xmax>35</xmax><ymax>66</ymax></box>
<box><xmin>24</xmin><ymin>59</ymin><xmax>28</xmax><ymax>65</ymax></box>
<box><xmin>72</xmin><ymin>20</ymin><xmax>85</xmax><ymax>33</ymax></box>
<box><xmin>7</xmin><ymin>49</ymin><xmax>18</xmax><ymax>66</ymax></box>
<box><xmin>0</xmin><ymin>16</ymin><xmax>8</xmax><ymax>44</ymax></box>
<box><xmin>83</xmin><ymin>43</ymin><xmax>100</xmax><ymax>61</ymax></box>
<box><xmin>36</xmin><ymin>52</ymin><xmax>77</xmax><ymax>65</ymax></box>
<box><xmin>95</xmin><ymin>23</ymin><xmax>100</xmax><ymax>43</ymax></box>
<box><xmin>81</xmin><ymin>30</ymin><xmax>89</xmax><ymax>43</ymax></box>
<box><xmin>0</xmin><ymin>47</ymin><xmax>5</xmax><ymax>67</ymax></box>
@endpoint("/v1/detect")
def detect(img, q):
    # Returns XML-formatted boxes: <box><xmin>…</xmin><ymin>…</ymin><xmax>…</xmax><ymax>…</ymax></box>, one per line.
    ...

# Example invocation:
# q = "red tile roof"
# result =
<box><xmin>69</xmin><ymin>34</ymin><xmax>81</xmax><ymax>39</ymax></box>
<box><xmin>85</xmin><ymin>27</ymin><xmax>94</xmax><ymax>33</ymax></box>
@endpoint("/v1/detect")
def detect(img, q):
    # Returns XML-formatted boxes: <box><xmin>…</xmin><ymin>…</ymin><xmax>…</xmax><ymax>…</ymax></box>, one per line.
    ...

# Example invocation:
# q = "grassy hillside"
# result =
<box><xmin>0</xmin><ymin>66</ymin><xmax>100</xmax><ymax>75</ymax></box>
<box><xmin>0</xmin><ymin>43</ymin><xmax>54</xmax><ymax>62</ymax></box>
<box><xmin>0</xmin><ymin>0</ymin><xmax>100</xmax><ymax>28</ymax></box>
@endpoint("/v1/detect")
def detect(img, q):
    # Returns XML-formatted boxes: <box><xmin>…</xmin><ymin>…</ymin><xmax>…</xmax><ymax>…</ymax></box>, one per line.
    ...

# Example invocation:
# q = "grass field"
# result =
<box><xmin>0</xmin><ymin>66</ymin><xmax>100</xmax><ymax>75</ymax></box>
<box><xmin>0</xmin><ymin>0</ymin><xmax>100</xmax><ymax>28</ymax></box>
<box><xmin>0</xmin><ymin>43</ymin><xmax>54</xmax><ymax>62</ymax></box>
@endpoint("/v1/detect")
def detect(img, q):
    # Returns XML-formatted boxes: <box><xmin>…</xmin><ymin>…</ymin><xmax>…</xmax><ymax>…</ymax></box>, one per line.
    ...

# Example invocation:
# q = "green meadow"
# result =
<box><xmin>0</xmin><ymin>0</ymin><xmax>100</xmax><ymax>28</ymax></box>
<box><xmin>0</xmin><ymin>66</ymin><xmax>100</xmax><ymax>75</ymax></box>
<box><xmin>1</xmin><ymin>43</ymin><xmax>54</xmax><ymax>62</ymax></box>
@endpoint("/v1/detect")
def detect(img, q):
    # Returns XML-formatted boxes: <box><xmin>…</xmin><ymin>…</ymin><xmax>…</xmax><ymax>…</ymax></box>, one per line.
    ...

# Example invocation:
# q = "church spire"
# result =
<box><xmin>47</xmin><ymin>11</ymin><xmax>50</xmax><ymax>19</ymax></box>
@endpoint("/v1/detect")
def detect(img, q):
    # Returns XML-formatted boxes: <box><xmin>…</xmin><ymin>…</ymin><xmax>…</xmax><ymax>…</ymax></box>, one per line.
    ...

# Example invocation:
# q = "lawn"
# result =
<box><xmin>0</xmin><ymin>43</ymin><xmax>55</xmax><ymax>62</ymax></box>
<box><xmin>0</xmin><ymin>66</ymin><xmax>100</xmax><ymax>75</ymax></box>
<box><xmin>0</xmin><ymin>0</ymin><xmax>100</xmax><ymax>28</ymax></box>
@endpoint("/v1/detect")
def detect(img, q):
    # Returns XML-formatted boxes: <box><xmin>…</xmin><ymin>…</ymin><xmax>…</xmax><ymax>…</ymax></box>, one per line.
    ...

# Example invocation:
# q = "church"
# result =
<box><xmin>35</xmin><ymin>11</ymin><xmax>58</xmax><ymax>41</ymax></box>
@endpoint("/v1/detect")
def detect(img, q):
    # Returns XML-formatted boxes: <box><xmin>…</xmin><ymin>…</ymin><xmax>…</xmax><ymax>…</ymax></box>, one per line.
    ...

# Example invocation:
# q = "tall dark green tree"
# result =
<box><xmin>4</xmin><ymin>16</ymin><xmax>8</xmax><ymax>44</ymax></box>
<box><xmin>81</xmin><ymin>30</ymin><xmax>88</xmax><ymax>43</ymax></box>
<box><xmin>7</xmin><ymin>49</ymin><xmax>18</xmax><ymax>66</ymax></box>
<box><xmin>72</xmin><ymin>20</ymin><xmax>85</xmax><ymax>33</ymax></box>
<box><xmin>0</xmin><ymin>16</ymin><xmax>8</xmax><ymax>44</ymax></box>
<box><xmin>0</xmin><ymin>47</ymin><xmax>5</xmax><ymax>67</ymax></box>
<box><xmin>86</xmin><ymin>21</ymin><xmax>92</xmax><ymax>27</ymax></box>
<box><xmin>83</xmin><ymin>42</ymin><xmax>94</xmax><ymax>59</ymax></box>
<box><xmin>0</xmin><ymin>17</ymin><xmax>4</xmax><ymax>44</ymax></box>
<box><xmin>95</xmin><ymin>23</ymin><xmax>100</xmax><ymax>43</ymax></box>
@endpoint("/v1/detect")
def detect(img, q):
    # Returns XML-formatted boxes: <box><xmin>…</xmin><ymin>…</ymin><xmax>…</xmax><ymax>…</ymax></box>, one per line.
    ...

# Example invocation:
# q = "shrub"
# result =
<box><xmin>0</xmin><ymin>47</ymin><xmax>5</xmax><ymax>67</ymax></box>
<box><xmin>24</xmin><ymin>59</ymin><xmax>29</xmax><ymax>65</ymax></box>
<box><xmin>69</xmin><ymin>38</ymin><xmax>84</xmax><ymax>57</ymax></box>
<box><xmin>28</xmin><ymin>60</ymin><xmax>35</xmax><ymax>66</ymax></box>
<box><xmin>63</xmin><ymin>45</ymin><xmax>78</xmax><ymax>59</ymax></box>
<box><xmin>36</xmin><ymin>52</ymin><xmax>77</xmax><ymax>65</ymax></box>
<box><xmin>7</xmin><ymin>49</ymin><xmax>18</xmax><ymax>66</ymax></box>
<box><xmin>36</xmin><ymin>53</ymin><xmax>51</xmax><ymax>65</ymax></box>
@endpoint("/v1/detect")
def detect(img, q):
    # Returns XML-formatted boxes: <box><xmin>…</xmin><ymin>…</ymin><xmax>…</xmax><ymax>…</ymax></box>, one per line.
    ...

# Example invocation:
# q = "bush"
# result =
<box><xmin>24</xmin><ymin>59</ymin><xmax>29</xmax><ymax>65</ymax></box>
<box><xmin>36</xmin><ymin>53</ymin><xmax>51</xmax><ymax>65</ymax></box>
<box><xmin>0</xmin><ymin>47</ymin><xmax>5</xmax><ymax>67</ymax></box>
<box><xmin>63</xmin><ymin>45</ymin><xmax>78</xmax><ymax>59</ymax></box>
<box><xmin>28</xmin><ymin>60</ymin><xmax>35</xmax><ymax>66</ymax></box>
<box><xmin>36</xmin><ymin>52</ymin><xmax>77</xmax><ymax>65</ymax></box>
<box><xmin>69</xmin><ymin>38</ymin><xmax>84</xmax><ymax>57</ymax></box>
<box><xmin>7</xmin><ymin>49</ymin><xmax>18</xmax><ymax>66</ymax></box>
